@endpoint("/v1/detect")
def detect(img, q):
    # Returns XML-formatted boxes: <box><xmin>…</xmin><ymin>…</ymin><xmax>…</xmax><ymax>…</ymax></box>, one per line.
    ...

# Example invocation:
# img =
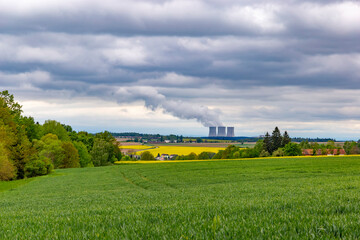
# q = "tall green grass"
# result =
<box><xmin>1</xmin><ymin>156</ymin><xmax>360</xmax><ymax>239</ymax></box>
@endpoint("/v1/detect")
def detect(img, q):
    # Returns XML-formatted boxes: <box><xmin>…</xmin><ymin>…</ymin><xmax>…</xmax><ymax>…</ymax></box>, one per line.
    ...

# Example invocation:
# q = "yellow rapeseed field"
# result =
<box><xmin>137</xmin><ymin>146</ymin><xmax>225</xmax><ymax>156</ymax></box>
<box><xmin>119</xmin><ymin>145</ymin><xmax>155</xmax><ymax>150</ymax></box>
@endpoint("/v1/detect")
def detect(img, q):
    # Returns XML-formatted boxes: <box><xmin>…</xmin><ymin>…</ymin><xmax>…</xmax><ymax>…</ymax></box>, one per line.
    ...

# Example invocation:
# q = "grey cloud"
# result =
<box><xmin>1</xmin><ymin>0</ymin><xmax>359</xmax><ymax>37</ymax></box>
<box><xmin>1</xmin><ymin>0</ymin><xmax>360</xmax><ymax>137</ymax></box>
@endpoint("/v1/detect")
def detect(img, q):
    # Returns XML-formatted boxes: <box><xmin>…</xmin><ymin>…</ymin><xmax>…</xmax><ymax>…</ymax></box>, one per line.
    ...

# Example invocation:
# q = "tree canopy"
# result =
<box><xmin>0</xmin><ymin>91</ymin><xmax>122</xmax><ymax>181</ymax></box>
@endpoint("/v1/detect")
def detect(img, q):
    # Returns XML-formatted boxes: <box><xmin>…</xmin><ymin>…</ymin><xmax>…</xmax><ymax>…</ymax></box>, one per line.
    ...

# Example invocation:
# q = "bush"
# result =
<box><xmin>222</xmin><ymin>145</ymin><xmax>239</xmax><ymax>159</ymax></box>
<box><xmin>283</xmin><ymin>143</ymin><xmax>302</xmax><ymax>156</ymax></box>
<box><xmin>198</xmin><ymin>152</ymin><xmax>215</xmax><ymax>160</ymax></box>
<box><xmin>233</xmin><ymin>151</ymin><xmax>240</xmax><ymax>159</ymax></box>
<box><xmin>141</xmin><ymin>151</ymin><xmax>155</xmax><ymax>160</ymax></box>
<box><xmin>272</xmin><ymin>148</ymin><xmax>285</xmax><ymax>157</ymax></box>
<box><xmin>186</xmin><ymin>152</ymin><xmax>198</xmax><ymax>160</ymax></box>
<box><xmin>240</xmin><ymin>148</ymin><xmax>258</xmax><ymax>158</ymax></box>
<box><xmin>259</xmin><ymin>150</ymin><xmax>270</xmax><ymax>157</ymax></box>
<box><xmin>25</xmin><ymin>157</ymin><xmax>53</xmax><ymax>178</ymax></box>
<box><xmin>122</xmin><ymin>155</ymin><xmax>131</xmax><ymax>161</ymax></box>
<box><xmin>212</xmin><ymin>150</ymin><xmax>224</xmax><ymax>159</ymax></box>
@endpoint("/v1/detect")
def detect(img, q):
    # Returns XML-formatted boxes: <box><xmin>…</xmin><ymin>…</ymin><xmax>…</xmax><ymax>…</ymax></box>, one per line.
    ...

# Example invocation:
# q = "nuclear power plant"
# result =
<box><xmin>227</xmin><ymin>127</ymin><xmax>235</xmax><ymax>137</ymax></box>
<box><xmin>208</xmin><ymin>126</ymin><xmax>235</xmax><ymax>137</ymax></box>
<box><xmin>209</xmin><ymin>127</ymin><xmax>217</xmax><ymax>137</ymax></box>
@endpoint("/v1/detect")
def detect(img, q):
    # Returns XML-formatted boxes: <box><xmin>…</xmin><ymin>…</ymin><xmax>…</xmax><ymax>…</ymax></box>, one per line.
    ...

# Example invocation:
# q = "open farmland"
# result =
<box><xmin>119</xmin><ymin>145</ymin><xmax>155</xmax><ymax>150</ymax></box>
<box><xmin>119</xmin><ymin>144</ymin><xmax>227</xmax><ymax>156</ymax></box>
<box><xmin>137</xmin><ymin>145</ymin><xmax>226</xmax><ymax>156</ymax></box>
<box><xmin>1</xmin><ymin>156</ymin><xmax>360</xmax><ymax>239</ymax></box>
<box><xmin>155</xmin><ymin>142</ymin><xmax>246</xmax><ymax>148</ymax></box>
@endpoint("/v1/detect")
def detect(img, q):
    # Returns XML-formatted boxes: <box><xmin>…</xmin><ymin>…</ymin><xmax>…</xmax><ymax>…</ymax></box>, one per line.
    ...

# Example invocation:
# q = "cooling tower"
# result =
<box><xmin>217</xmin><ymin>126</ymin><xmax>226</xmax><ymax>137</ymax></box>
<box><xmin>227</xmin><ymin>127</ymin><xmax>235</xmax><ymax>137</ymax></box>
<box><xmin>209</xmin><ymin>126</ymin><xmax>217</xmax><ymax>137</ymax></box>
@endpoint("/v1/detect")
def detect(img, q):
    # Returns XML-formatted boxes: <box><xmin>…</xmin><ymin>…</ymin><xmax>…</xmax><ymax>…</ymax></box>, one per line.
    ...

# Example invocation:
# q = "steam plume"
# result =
<box><xmin>113</xmin><ymin>86</ymin><xmax>222</xmax><ymax>127</ymax></box>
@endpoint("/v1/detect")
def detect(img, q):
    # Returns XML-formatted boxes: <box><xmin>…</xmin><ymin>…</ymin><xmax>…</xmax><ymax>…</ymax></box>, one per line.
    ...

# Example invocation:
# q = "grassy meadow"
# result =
<box><xmin>1</xmin><ymin>156</ymin><xmax>360</xmax><ymax>239</ymax></box>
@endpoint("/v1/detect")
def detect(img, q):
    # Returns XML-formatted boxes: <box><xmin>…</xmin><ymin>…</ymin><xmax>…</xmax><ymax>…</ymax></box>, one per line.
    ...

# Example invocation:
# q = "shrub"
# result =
<box><xmin>122</xmin><ymin>155</ymin><xmax>131</xmax><ymax>161</ymax></box>
<box><xmin>283</xmin><ymin>143</ymin><xmax>302</xmax><ymax>156</ymax></box>
<box><xmin>212</xmin><ymin>150</ymin><xmax>224</xmax><ymax>159</ymax></box>
<box><xmin>141</xmin><ymin>151</ymin><xmax>155</xmax><ymax>160</ymax></box>
<box><xmin>198</xmin><ymin>152</ymin><xmax>215</xmax><ymax>160</ymax></box>
<box><xmin>25</xmin><ymin>157</ymin><xmax>53</xmax><ymax>178</ymax></box>
<box><xmin>186</xmin><ymin>152</ymin><xmax>198</xmax><ymax>160</ymax></box>
<box><xmin>233</xmin><ymin>151</ymin><xmax>240</xmax><ymax>159</ymax></box>
<box><xmin>259</xmin><ymin>150</ymin><xmax>270</xmax><ymax>157</ymax></box>
<box><xmin>272</xmin><ymin>148</ymin><xmax>285</xmax><ymax>157</ymax></box>
<box><xmin>240</xmin><ymin>148</ymin><xmax>258</xmax><ymax>158</ymax></box>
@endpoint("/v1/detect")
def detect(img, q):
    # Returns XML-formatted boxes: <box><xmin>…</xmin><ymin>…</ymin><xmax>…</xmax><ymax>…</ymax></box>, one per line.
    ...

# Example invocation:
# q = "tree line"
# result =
<box><xmin>0</xmin><ymin>91</ymin><xmax>121</xmax><ymax>181</ymax></box>
<box><xmin>122</xmin><ymin>127</ymin><xmax>358</xmax><ymax>162</ymax></box>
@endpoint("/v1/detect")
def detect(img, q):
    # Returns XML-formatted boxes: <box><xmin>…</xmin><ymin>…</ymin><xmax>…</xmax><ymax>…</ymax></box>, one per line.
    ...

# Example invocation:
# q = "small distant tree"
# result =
<box><xmin>271</xmin><ymin>127</ymin><xmax>282</xmax><ymax>153</ymax></box>
<box><xmin>336</xmin><ymin>147</ymin><xmax>342</xmax><ymax>155</ymax></box>
<box><xmin>240</xmin><ymin>148</ymin><xmax>258</xmax><ymax>158</ymax></box>
<box><xmin>122</xmin><ymin>155</ymin><xmax>131</xmax><ymax>161</ymax></box>
<box><xmin>259</xmin><ymin>150</ymin><xmax>270</xmax><ymax>157</ymax></box>
<box><xmin>212</xmin><ymin>150</ymin><xmax>224</xmax><ymax>159</ymax></box>
<box><xmin>310</xmin><ymin>142</ymin><xmax>320</xmax><ymax>156</ymax></box>
<box><xmin>196</xmin><ymin>138</ymin><xmax>203</xmax><ymax>143</ymax></box>
<box><xmin>272</xmin><ymin>148</ymin><xmax>285</xmax><ymax>157</ymax></box>
<box><xmin>283</xmin><ymin>143</ymin><xmax>302</xmax><ymax>156</ymax></box>
<box><xmin>282</xmin><ymin>131</ymin><xmax>291</xmax><ymax>147</ymax></box>
<box><xmin>254</xmin><ymin>140</ymin><xmax>264</xmax><ymax>156</ymax></box>
<box><xmin>233</xmin><ymin>151</ymin><xmax>240</xmax><ymax>158</ymax></box>
<box><xmin>186</xmin><ymin>152</ymin><xmax>198</xmax><ymax>160</ymax></box>
<box><xmin>344</xmin><ymin>141</ymin><xmax>357</xmax><ymax>154</ymax></box>
<box><xmin>141</xmin><ymin>151</ymin><xmax>155</xmax><ymax>160</ymax></box>
<box><xmin>221</xmin><ymin>145</ymin><xmax>239</xmax><ymax>159</ymax></box>
<box><xmin>350</xmin><ymin>145</ymin><xmax>360</xmax><ymax>155</ymax></box>
<box><xmin>299</xmin><ymin>140</ymin><xmax>310</xmax><ymax>149</ymax></box>
<box><xmin>263</xmin><ymin>132</ymin><xmax>272</xmax><ymax>154</ymax></box>
<box><xmin>198</xmin><ymin>152</ymin><xmax>215</xmax><ymax>160</ymax></box>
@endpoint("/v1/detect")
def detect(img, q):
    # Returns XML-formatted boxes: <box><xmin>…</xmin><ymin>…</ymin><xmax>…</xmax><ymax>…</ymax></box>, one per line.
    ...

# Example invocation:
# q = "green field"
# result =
<box><xmin>1</xmin><ymin>156</ymin><xmax>360</xmax><ymax>239</ymax></box>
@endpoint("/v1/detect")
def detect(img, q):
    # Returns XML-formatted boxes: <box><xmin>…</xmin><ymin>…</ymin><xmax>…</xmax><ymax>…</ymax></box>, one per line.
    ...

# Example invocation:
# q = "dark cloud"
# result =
<box><xmin>1</xmin><ymin>0</ymin><xmax>359</xmax><ymax>137</ymax></box>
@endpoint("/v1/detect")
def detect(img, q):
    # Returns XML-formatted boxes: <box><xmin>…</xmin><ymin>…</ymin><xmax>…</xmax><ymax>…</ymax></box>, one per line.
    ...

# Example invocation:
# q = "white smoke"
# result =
<box><xmin>113</xmin><ymin>86</ymin><xmax>223</xmax><ymax>127</ymax></box>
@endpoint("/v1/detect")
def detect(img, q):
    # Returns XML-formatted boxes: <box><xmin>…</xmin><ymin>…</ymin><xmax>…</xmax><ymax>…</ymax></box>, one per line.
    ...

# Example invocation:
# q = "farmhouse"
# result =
<box><xmin>157</xmin><ymin>154</ymin><xmax>170</xmax><ymax>160</ymax></box>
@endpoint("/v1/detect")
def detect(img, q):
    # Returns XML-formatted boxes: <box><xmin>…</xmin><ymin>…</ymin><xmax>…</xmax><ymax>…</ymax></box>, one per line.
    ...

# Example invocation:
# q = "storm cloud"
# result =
<box><xmin>0</xmin><ymin>0</ymin><xmax>359</xmax><ymax>138</ymax></box>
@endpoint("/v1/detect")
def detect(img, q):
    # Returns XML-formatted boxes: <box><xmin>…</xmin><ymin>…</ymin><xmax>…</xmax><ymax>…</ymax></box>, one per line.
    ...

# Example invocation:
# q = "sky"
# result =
<box><xmin>1</xmin><ymin>0</ymin><xmax>360</xmax><ymax>139</ymax></box>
